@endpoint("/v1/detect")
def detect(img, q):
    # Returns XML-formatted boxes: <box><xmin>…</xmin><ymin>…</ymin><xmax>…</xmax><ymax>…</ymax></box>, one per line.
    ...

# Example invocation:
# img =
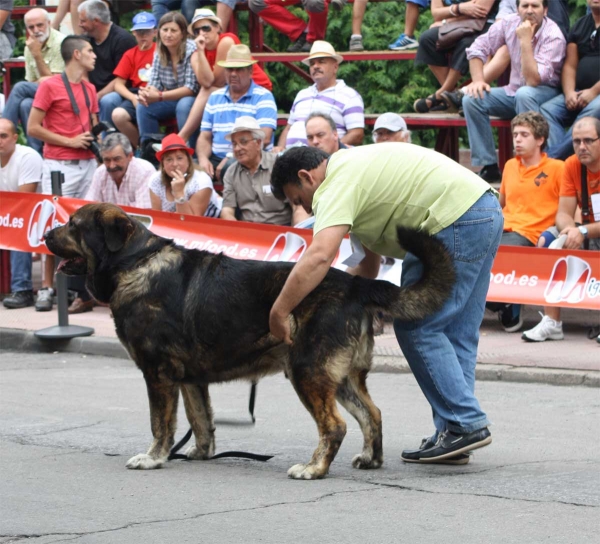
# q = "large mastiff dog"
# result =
<box><xmin>45</xmin><ymin>203</ymin><xmax>455</xmax><ymax>479</ymax></box>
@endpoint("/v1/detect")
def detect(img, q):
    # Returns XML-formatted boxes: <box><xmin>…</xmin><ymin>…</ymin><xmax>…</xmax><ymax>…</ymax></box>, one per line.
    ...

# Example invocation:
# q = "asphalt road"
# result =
<box><xmin>1</xmin><ymin>351</ymin><xmax>598</xmax><ymax>544</ymax></box>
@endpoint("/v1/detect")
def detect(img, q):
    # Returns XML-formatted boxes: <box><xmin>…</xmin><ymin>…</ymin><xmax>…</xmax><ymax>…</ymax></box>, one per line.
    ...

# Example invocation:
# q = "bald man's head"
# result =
<box><xmin>0</xmin><ymin>119</ymin><xmax>19</xmax><ymax>157</ymax></box>
<box><xmin>24</xmin><ymin>8</ymin><xmax>51</xmax><ymax>44</ymax></box>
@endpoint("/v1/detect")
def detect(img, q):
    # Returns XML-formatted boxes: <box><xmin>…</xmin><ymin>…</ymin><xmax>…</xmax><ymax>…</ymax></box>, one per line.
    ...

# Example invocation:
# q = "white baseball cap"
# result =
<box><xmin>373</xmin><ymin>113</ymin><xmax>408</xmax><ymax>133</ymax></box>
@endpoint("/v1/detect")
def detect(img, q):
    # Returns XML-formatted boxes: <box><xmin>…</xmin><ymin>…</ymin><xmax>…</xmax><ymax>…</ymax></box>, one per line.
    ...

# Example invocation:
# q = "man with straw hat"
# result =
<box><xmin>197</xmin><ymin>44</ymin><xmax>277</xmax><ymax>183</ymax></box>
<box><xmin>277</xmin><ymin>40</ymin><xmax>364</xmax><ymax>149</ymax></box>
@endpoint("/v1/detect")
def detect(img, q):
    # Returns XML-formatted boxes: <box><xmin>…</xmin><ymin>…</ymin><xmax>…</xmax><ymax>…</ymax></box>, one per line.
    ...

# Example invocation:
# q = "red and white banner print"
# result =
<box><xmin>0</xmin><ymin>192</ymin><xmax>598</xmax><ymax>310</ymax></box>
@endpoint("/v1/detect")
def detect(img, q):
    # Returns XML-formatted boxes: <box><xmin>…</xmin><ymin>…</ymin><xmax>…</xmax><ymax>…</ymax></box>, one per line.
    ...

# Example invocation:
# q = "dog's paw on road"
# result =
<box><xmin>126</xmin><ymin>453</ymin><xmax>166</xmax><ymax>470</ymax></box>
<box><xmin>351</xmin><ymin>452</ymin><xmax>383</xmax><ymax>470</ymax></box>
<box><xmin>287</xmin><ymin>463</ymin><xmax>327</xmax><ymax>480</ymax></box>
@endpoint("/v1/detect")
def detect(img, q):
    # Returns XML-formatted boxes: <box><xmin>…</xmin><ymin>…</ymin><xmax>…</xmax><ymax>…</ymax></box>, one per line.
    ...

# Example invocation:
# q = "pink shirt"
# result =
<box><xmin>466</xmin><ymin>14</ymin><xmax>566</xmax><ymax>96</ymax></box>
<box><xmin>85</xmin><ymin>157</ymin><xmax>156</xmax><ymax>209</ymax></box>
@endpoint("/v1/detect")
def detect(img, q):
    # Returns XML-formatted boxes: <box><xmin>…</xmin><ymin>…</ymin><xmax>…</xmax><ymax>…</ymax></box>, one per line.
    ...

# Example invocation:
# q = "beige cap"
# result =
<box><xmin>225</xmin><ymin>116</ymin><xmax>265</xmax><ymax>141</ymax></box>
<box><xmin>217</xmin><ymin>44</ymin><xmax>258</xmax><ymax>68</ymax></box>
<box><xmin>373</xmin><ymin>113</ymin><xmax>408</xmax><ymax>133</ymax></box>
<box><xmin>301</xmin><ymin>40</ymin><xmax>343</xmax><ymax>66</ymax></box>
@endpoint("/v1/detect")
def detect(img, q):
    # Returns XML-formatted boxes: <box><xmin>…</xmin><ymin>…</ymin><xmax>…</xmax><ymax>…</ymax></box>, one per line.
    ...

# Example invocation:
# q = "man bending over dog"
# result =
<box><xmin>269</xmin><ymin>144</ymin><xmax>503</xmax><ymax>465</ymax></box>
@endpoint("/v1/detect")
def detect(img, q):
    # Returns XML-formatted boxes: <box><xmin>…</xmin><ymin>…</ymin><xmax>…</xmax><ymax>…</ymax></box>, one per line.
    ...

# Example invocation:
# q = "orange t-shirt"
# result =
<box><xmin>500</xmin><ymin>154</ymin><xmax>564</xmax><ymax>244</ymax></box>
<box><xmin>561</xmin><ymin>154</ymin><xmax>600</xmax><ymax>224</ymax></box>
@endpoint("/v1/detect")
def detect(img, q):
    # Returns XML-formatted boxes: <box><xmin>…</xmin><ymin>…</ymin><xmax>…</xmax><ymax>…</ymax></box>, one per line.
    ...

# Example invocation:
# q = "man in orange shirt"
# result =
<box><xmin>489</xmin><ymin>111</ymin><xmax>563</xmax><ymax>332</ymax></box>
<box><xmin>522</xmin><ymin>116</ymin><xmax>600</xmax><ymax>342</ymax></box>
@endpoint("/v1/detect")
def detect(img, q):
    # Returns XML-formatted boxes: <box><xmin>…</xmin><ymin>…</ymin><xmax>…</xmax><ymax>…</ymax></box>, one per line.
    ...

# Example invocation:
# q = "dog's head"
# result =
<box><xmin>44</xmin><ymin>203</ymin><xmax>136</xmax><ymax>277</ymax></box>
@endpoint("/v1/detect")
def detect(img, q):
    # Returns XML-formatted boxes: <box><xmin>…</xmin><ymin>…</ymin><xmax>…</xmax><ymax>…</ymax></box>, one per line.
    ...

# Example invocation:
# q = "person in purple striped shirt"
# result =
<box><xmin>462</xmin><ymin>0</ymin><xmax>566</xmax><ymax>183</ymax></box>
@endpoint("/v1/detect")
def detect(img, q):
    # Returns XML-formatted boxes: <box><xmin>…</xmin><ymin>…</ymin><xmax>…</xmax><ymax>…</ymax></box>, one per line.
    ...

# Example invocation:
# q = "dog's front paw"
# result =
<box><xmin>352</xmin><ymin>453</ymin><xmax>383</xmax><ymax>470</ymax></box>
<box><xmin>287</xmin><ymin>463</ymin><xmax>326</xmax><ymax>480</ymax></box>
<box><xmin>126</xmin><ymin>453</ymin><xmax>165</xmax><ymax>470</ymax></box>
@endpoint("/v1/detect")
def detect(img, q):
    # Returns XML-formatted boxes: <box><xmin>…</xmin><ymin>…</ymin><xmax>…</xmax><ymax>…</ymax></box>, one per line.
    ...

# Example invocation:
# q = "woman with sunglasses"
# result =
<box><xmin>178</xmin><ymin>8</ymin><xmax>272</xmax><ymax>143</ymax></box>
<box><xmin>137</xmin><ymin>12</ymin><xmax>199</xmax><ymax>151</ymax></box>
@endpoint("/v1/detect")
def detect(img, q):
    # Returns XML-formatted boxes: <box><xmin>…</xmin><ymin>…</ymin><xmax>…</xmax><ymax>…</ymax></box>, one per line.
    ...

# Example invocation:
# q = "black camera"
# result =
<box><xmin>89</xmin><ymin>122</ymin><xmax>119</xmax><ymax>163</ymax></box>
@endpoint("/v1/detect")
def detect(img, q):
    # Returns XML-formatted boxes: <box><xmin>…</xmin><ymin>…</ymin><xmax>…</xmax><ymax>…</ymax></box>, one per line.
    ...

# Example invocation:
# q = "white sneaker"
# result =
<box><xmin>521</xmin><ymin>313</ymin><xmax>564</xmax><ymax>342</ymax></box>
<box><xmin>35</xmin><ymin>287</ymin><xmax>55</xmax><ymax>312</ymax></box>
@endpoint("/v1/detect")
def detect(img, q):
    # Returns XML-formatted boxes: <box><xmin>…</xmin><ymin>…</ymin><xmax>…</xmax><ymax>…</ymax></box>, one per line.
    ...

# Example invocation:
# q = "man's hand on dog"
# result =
<box><xmin>269</xmin><ymin>307</ymin><xmax>293</xmax><ymax>345</ymax></box>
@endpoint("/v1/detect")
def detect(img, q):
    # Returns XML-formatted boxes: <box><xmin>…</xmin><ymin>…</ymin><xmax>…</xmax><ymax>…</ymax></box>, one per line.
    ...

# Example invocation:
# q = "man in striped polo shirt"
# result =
<box><xmin>277</xmin><ymin>41</ymin><xmax>365</xmax><ymax>149</ymax></box>
<box><xmin>197</xmin><ymin>44</ymin><xmax>277</xmax><ymax>183</ymax></box>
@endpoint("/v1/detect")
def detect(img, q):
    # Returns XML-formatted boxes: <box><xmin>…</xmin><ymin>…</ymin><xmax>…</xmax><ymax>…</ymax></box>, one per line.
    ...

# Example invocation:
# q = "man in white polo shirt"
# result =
<box><xmin>0</xmin><ymin>119</ymin><xmax>43</xmax><ymax>309</ymax></box>
<box><xmin>278</xmin><ymin>41</ymin><xmax>365</xmax><ymax>149</ymax></box>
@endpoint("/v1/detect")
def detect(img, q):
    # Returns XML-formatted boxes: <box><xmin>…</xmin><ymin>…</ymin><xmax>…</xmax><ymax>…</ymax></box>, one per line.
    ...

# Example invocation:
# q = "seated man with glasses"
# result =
<box><xmin>178</xmin><ymin>8</ymin><xmax>272</xmax><ymax>144</ymax></box>
<box><xmin>522</xmin><ymin>117</ymin><xmax>600</xmax><ymax>342</ymax></box>
<box><xmin>540</xmin><ymin>0</ymin><xmax>600</xmax><ymax>160</ymax></box>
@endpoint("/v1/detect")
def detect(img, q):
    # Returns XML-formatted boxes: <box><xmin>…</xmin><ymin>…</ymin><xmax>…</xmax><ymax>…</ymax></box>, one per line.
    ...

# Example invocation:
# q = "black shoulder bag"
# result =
<box><xmin>581</xmin><ymin>163</ymin><xmax>590</xmax><ymax>250</ymax></box>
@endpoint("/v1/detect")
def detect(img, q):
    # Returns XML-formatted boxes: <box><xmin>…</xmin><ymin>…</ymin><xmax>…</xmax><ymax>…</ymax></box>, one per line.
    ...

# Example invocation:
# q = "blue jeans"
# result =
<box><xmin>463</xmin><ymin>86</ymin><xmax>560</xmax><ymax>166</ymax></box>
<box><xmin>99</xmin><ymin>92</ymin><xmax>124</xmax><ymax>125</ymax></box>
<box><xmin>136</xmin><ymin>97</ymin><xmax>197</xmax><ymax>148</ymax></box>
<box><xmin>151</xmin><ymin>0</ymin><xmax>215</xmax><ymax>22</ymax></box>
<box><xmin>10</xmin><ymin>251</ymin><xmax>33</xmax><ymax>292</ymax></box>
<box><xmin>393</xmin><ymin>191</ymin><xmax>503</xmax><ymax>435</ymax></box>
<box><xmin>3</xmin><ymin>81</ymin><xmax>43</xmax><ymax>154</ymax></box>
<box><xmin>540</xmin><ymin>93</ymin><xmax>600</xmax><ymax>160</ymax></box>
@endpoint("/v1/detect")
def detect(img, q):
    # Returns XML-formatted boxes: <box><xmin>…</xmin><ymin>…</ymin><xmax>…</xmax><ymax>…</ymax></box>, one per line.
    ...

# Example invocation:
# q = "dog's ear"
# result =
<box><xmin>100</xmin><ymin>209</ymin><xmax>134</xmax><ymax>253</ymax></box>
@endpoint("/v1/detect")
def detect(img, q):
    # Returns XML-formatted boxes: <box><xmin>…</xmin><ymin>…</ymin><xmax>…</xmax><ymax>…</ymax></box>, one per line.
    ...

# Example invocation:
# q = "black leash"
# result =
<box><xmin>168</xmin><ymin>382</ymin><xmax>273</xmax><ymax>462</ymax></box>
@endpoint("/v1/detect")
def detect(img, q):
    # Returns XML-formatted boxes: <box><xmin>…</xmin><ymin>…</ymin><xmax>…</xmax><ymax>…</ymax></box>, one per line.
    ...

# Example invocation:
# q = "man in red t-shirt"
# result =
<box><xmin>28</xmin><ymin>35</ymin><xmax>99</xmax><ymax>313</ymax></box>
<box><xmin>111</xmin><ymin>12</ymin><xmax>157</xmax><ymax>147</ymax></box>
<box><xmin>522</xmin><ymin>117</ymin><xmax>600</xmax><ymax>342</ymax></box>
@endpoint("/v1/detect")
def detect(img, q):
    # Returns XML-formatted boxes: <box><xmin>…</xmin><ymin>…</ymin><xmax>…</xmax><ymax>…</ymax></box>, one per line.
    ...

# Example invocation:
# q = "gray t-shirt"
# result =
<box><xmin>0</xmin><ymin>0</ymin><xmax>16</xmax><ymax>48</ymax></box>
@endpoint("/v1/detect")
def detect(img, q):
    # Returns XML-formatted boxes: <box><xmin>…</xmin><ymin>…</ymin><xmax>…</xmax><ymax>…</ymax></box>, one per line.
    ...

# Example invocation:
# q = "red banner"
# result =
<box><xmin>0</xmin><ymin>192</ymin><xmax>598</xmax><ymax>310</ymax></box>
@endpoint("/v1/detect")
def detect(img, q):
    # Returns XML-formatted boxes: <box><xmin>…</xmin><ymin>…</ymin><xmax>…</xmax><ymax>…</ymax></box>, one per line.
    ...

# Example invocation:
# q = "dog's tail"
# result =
<box><xmin>358</xmin><ymin>227</ymin><xmax>456</xmax><ymax>322</ymax></box>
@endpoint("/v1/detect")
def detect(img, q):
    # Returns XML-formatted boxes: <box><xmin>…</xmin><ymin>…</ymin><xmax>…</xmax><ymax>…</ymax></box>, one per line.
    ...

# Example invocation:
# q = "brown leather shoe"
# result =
<box><xmin>68</xmin><ymin>297</ymin><xmax>95</xmax><ymax>314</ymax></box>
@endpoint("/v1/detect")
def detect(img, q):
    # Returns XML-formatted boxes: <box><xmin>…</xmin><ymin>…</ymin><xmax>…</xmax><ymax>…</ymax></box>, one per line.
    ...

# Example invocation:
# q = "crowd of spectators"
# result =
<box><xmin>0</xmin><ymin>0</ymin><xmax>598</xmax><ymax>344</ymax></box>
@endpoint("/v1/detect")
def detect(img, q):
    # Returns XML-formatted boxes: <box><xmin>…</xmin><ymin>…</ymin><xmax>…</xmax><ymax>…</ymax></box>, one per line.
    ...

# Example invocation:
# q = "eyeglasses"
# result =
<box><xmin>232</xmin><ymin>138</ymin><xmax>255</xmax><ymax>148</ymax></box>
<box><xmin>573</xmin><ymin>137</ymin><xmax>600</xmax><ymax>147</ymax></box>
<box><xmin>192</xmin><ymin>25</ymin><xmax>213</xmax><ymax>36</ymax></box>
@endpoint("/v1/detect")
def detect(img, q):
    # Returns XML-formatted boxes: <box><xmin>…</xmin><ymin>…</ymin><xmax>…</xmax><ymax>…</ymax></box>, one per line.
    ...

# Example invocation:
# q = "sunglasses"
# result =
<box><xmin>192</xmin><ymin>24</ymin><xmax>213</xmax><ymax>36</ymax></box>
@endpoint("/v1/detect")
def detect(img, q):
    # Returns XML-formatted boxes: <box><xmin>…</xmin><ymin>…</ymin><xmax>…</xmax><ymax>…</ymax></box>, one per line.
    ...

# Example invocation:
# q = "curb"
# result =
<box><xmin>2</xmin><ymin>328</ymin><xmax>599</xmax><ymax>388</ymax></box>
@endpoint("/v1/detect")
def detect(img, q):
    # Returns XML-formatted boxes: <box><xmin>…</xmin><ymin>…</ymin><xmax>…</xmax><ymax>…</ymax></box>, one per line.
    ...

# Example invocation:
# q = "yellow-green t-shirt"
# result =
<box><xmin>312</xmin><ymin>143</ymin><xmax>490</xmax><ymax>258</ymax></box>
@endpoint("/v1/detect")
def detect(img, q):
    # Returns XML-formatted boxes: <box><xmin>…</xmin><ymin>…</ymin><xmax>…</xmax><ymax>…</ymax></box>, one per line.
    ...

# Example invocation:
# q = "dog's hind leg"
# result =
<box><xmin>180</xmin><ymin>383</ymin><xmax>216</xmax><ymax>460</ymax></box>
<box><xmin>336</xmin><ymin>369</ymin><xmax>383</xmax><ymax>470</ymax></box>
<box><xmin>287</xmin><ymin>369</ymin><xmax>347</xmax><ymax>480</ymax></box>
<box><xmin>126</xmin><ymin>380</ymin><xmax>179</xmax><ymax>470</ymax></box>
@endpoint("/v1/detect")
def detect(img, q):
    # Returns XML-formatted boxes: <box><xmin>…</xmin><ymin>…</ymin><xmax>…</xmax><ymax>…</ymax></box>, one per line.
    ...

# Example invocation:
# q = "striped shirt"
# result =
<box><xmin>85</xmin><ymin>158</ymin><xmax>156</xmax><ymax>209</ymax></box>
<box><xmin>201</xmin><ymin>82</ymin><xmax>277</xmax><ymax>159</ymax></box>
<box><xmin>466</xmin><ymin>14</ymin><xmax>566</xmax><ymax>96</ymax></box>
<box><xmin>148</xmin><ymin>39</ymin><xmax>199</xmax><ymax>93</ymax></box>
<box><xmin>286</xmin><ymin>80</ymin><xmax>365</xmax><ymax>146</ymax></box>
<box><xmin>148</xmin><ymin>170</ymin><xmax>222</xmax><ymax>217</ymax></box>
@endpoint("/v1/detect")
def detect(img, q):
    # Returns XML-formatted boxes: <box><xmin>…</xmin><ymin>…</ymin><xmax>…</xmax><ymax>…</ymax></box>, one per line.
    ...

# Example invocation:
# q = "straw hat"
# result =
<box><xmin>188</xmin><ymin>8</ymin><xmax>222</xmax><ymax>35</ymax></box>
<box><xmin>155</xmin><ymin>134</ymin><xmax>195</xmax><ymax>161</ymax></box>
<box><xmin>373</xmin><ymin>113</ymin><xmax>408</xmax><ymax>133</ymax></box>
<box><xmin>217</xmin><ymin>44</ymin><xmax>258</xmax><ymax>68</ymax></box>
<box><xmin>225</xmin><ymin>116</ymin><xmax>265</xmax><ymax>141</ymax></box>
<box><xmin>301</xmin><ymin>40</ymin><xmax>343</xmax><ymax>66</ymax></box>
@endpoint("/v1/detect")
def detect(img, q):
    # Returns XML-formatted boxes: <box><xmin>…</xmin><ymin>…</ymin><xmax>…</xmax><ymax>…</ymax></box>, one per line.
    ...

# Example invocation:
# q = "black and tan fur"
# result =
<box><xmin>45</xmin><ymin>203</ymin><xmax>455</xmax><ymax>479</ymax></box>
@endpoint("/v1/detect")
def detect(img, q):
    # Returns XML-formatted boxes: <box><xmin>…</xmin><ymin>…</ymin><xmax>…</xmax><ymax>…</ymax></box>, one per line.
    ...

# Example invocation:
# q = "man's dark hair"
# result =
<box><xmin>271</xmin><ymin>146</ymin><xmax>329</xmax><ymax>201</ymax></box>
<box><xmin>306</xmin><ymin>112</ymin><xmax>337</xmax><ymax>133</ymax></box>
<box><xmin>516</xmin><ymin>0</ymin><xmax>548</xmax><ymax>8</ymax></box>
<box><xmin>61</xmin><ymin>35</ymin><xmax>92</xmax><ymax>63</ymax></box>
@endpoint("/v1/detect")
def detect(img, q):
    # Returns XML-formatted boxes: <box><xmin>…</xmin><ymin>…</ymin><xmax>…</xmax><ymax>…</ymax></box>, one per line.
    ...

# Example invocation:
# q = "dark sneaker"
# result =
<box><xmin>478</xmin><ymin>164</ymin><xmax>502</xmax><ymax>183</ymax></box>
<box><xmin>3</xmin><ymin>290</ymin><xmax>34</xmax><ymax>309</ymax></box>
<box><xmin>499</xmin><ymin>304</ymin><xmax>523</xmax><ymax>333</ymax></box>
<box><xmin>441</xmin><ymin>89</ymin><xmax>464</xmax><ymax>113</ymax></box>
<box><xmin>416</xmin><ymin>428</ymin><xmax>492</xmax><ymax>462</ymax></box>
<box><xmin>35</xmin><ymin>287</ymin><xmax>54</xmax><ymax>312</ymax></box>
<box><xmin>287</xmin><ymin>32</ymin><xmax>308</xmax><ymax>53</ymax></box>
<box><xmin>330</xmin><ymin>0</ymin><xmax>347</xmax><ymax>11</ymax></box>
<box><xmin>401</xmin><ymin>433</ymin><xmax>471</xmax><ymax>465</ymax></box>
